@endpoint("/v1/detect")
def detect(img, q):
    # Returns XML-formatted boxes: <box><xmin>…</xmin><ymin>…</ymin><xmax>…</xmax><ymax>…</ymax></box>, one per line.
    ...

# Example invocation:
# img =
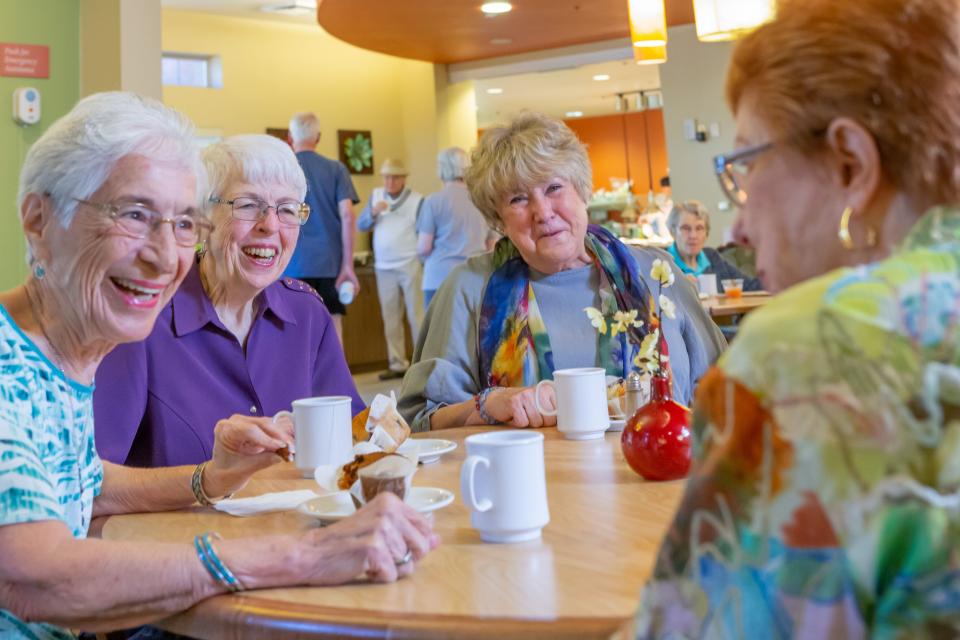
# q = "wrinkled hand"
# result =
<box><xmin>298</xmin><ymin>493</ymin><xmax>439</xmax><ymax>584</ymax></box>
<box><xmin>206</xmin><ymin>414</ymin><xmax>294</xmax><ymax>497</ymax></box>
<box><xmin>373</xmin><ymin>200</ymin><xmax>389</xmax><ymax>215</ymax></box>
<box><xmin>335</xmin><ymin>266</ymin><xmax>360</xmax><ymax>294</ymax></box>
<box><xmin>485</xmin><ymin>386</ymin><xmax>557</xmax><ymax>428</ymax></box>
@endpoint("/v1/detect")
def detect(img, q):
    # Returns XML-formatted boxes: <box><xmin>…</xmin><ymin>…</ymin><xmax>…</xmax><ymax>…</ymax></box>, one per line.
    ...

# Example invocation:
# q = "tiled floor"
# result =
<box><xmin>353</xmin><ymin>370</ymin><xmax>405</xmax><ymax>405</ymax></box>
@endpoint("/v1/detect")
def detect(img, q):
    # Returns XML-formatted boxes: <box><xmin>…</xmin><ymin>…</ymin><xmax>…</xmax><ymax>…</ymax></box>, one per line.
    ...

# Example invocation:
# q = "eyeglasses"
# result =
<box><xmin>74</xmin><ymin>198</ymin><xmax>211</xmax><ymax>248</ymax></box>
<box><xmin>712</xmin><ymin>141</ymin><xmax>774</xmax><ymax>207</ymax></box>
<box><xmin>210</xmin><ymin>196</ymin><xmax>310</xmax><ymax>227</ymax></box>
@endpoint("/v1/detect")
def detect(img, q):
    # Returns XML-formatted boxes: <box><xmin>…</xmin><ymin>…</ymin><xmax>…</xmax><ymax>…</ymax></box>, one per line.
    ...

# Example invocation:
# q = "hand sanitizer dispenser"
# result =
<box><xmin>13</xmin><ymin>87</ymin><xmax>40</xmax><ymax>125</ymax></box>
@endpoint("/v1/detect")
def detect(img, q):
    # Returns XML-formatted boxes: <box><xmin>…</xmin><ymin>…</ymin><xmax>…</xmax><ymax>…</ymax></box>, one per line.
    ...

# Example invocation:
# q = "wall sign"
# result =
<box><xmin>1</xmin><ymin>43</ymin><xmax>50</xmax><ymax>79</ymax></box>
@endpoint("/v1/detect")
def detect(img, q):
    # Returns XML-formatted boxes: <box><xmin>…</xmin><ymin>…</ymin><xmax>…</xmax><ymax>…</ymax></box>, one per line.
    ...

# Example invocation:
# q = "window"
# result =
<box><xmin>161</xmin><ymin>53</ymin><xmax>222</xmax><ymax>89</ymax></box>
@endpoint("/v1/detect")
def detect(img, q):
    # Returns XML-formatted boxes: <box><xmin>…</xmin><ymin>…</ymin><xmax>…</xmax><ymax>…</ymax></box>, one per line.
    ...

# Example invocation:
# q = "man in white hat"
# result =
<box><xmin>357</xmin><ymin>158</ymin><xmax>425</xmax><ymax>380</ymax></box>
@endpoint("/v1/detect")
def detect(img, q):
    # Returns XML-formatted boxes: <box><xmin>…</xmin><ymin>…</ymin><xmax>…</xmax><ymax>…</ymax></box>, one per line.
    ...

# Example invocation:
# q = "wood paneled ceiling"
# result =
<box><xmin>316</xmin><ymin>0</ymin><xmax>696</xmax><ymax>64</ymax></box>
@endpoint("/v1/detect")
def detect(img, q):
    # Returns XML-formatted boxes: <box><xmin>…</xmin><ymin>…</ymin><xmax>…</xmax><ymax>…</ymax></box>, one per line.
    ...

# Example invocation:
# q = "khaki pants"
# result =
<box><xmin>375</xmin><ymin>259</ymin><xmax>424</xmax><ymax>371</ymax></box>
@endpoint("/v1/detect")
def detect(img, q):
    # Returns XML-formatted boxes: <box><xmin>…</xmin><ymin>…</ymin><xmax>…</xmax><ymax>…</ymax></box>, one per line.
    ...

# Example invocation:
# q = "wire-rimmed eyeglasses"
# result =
<box><xmin>210</xmin><ymin>196</ymin><xmax>310</xmax><ymax>227</ymax></box>
<box><xmin>74</xmin><ymin>198</ymin><xmax>211</xmax><ymax>248</ymax></box>
<box><xmin>712</xmin><ymin>141</ymin><xmax>774</xmax><ymax>207</ymax></box>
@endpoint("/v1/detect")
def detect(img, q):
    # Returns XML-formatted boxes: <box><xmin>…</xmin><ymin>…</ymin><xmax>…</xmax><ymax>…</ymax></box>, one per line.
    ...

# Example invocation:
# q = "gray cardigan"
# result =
<box><xmin>397</xmin><ymin>246</ymin><xmax>727</xmax><ymax>432</ymax></box>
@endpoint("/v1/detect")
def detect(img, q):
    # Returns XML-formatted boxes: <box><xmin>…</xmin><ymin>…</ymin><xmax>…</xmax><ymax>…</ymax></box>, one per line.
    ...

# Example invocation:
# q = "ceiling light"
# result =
<box><xmin>693</xmin><ymin>0</ymin><xmax>775</xmax><ymax>42</ymax></box>
<box><xmin>634</xmin><ymin>45</ymin><xmax>667</xmax><ymax>65</ymax></box>
<box><xmin>565</xmin><ymin>111</ymin><xmax>584</xmax><ymax>118</ymax></box>
<box><xmin>481</xmin><ymin>2</ymin><xmax>513</xmax><ymax>15</ymax></box>
<box><xmin>593</xmin><ymin>74</ymin><xmax>611</xmax><ymax>81</ymax></box>
<box><xmin>627</xmin><ymin>0</ymin><xmax>667</xmax><ymax>48</ymax></box>
<box><xmin>486</xmin><ymin>87</ymin><xmax>504</xmax><ymax>95</ymax></box>
<box><xmin>260</xmin><ymin>0</ymin><xmax>317</xmax><ymax>16</ymax></box>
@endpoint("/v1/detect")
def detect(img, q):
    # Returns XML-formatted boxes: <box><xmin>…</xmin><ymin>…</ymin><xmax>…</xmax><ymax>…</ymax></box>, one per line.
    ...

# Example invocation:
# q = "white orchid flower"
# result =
<box><xmin>650</xmin><ymin>259</ymin><xmax>676</xmax><ymax>287</ymax></box>
<box><xmin>659</xmin><ymin>295</ymin><xmax>677</xmax><ymax>320</ymax></box>
<box><xmin>584</xmin><ymin>306</ymin><xmax>607</xmax><ymax>334</ymax></box>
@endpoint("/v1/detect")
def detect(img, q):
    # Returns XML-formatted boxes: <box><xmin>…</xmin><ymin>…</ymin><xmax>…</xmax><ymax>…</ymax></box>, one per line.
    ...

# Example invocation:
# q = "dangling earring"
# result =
<box><xmin>838</xmin><ymin>206</ymin><xmax>854</xmax><ymax>250</ymax></box>
<box><xmin>33</xmin><ymin>261</ymin><xmax>46</xmax><ymax>280</ymax></box>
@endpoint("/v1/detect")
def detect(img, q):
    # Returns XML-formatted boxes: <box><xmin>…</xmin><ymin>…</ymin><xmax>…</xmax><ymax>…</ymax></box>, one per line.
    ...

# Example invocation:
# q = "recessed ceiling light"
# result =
<box><xmin>486</xmin><ymin>88</ymin><xmax>504</xmax><ymax>95</ymax></box>
<box><xmin>260</xmin><ymin>0</ymin><xmax>317</xmax><ymax>16</ymax></box>
<box><xmin>481</xmin><ymin>2</ymin><xmax>513</xmax><ymax>15</ymax></box>
<box><xmin>565</xmin><ymin>111</ymin><xmax>584</xmax><ymax>118</ymax></box>
<box><xmin>490</xmin><ymin>37</ymin><xmax>513</xmax><ymax>45</ymax></box>
<box><xmin>592</xmin><ymin>74</ymin><xmax>611</xmax><ymax>81</ymax></box>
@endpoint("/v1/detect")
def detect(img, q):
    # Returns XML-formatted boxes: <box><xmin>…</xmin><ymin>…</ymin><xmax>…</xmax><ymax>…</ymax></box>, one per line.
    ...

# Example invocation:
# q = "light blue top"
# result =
<box><xmin>416</xmin><ymin>181</ymin><xmax>493</xmax><ymax>290</ymax></box>
<box><xmin>0</xmin><ymin>305</ymin><xmax>103</xmax><ymax>640</ymax></box>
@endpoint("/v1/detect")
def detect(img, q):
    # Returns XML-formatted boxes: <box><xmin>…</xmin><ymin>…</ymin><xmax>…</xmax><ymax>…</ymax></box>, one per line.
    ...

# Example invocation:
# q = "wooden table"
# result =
<box><xmin>700</xmin><ymin>292</ymin><xmax>772</xmax><ymax>318</ymax></box>
<box><xmin>101</xmin><ymin>427</ymin><xmax>684</xmax><ymax>639</ymax></box>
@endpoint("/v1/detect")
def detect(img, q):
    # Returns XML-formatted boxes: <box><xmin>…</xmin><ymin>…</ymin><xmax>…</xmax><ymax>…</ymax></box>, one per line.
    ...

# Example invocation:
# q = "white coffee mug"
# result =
<box><xmin>460</xmin><ymin>431</ymin><xmax>550</xmax><ymax>543</ymax></box>
<box><xmin>534</xmin><ymin>367</ymin><xmax>608</xmax><ymax>440</ymax></box>
<box><xmin>697</xmin><ymin>273</ymin><xmax>718</xmax><ymax>296</ymax></box>
<box><xmin>275</xmin><ymin>396</ymin><xmax>353</xmax><ymax>478</ymax></box>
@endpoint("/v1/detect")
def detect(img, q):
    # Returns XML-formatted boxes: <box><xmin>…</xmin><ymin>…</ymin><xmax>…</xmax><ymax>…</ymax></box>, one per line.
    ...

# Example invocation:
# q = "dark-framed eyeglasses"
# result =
<box><xmin>712</xmin><ymin>141</ymin><xmax>775</xmax><ymax>207</ymax></box>
<box><xmin>210</xmin><ymin>196</ymin><xmax>310</xmax><ymax>227</ymax></box>
<box><xmin>74</xmin><ymin>198</ymin><xmax>211</xmax><ymax>248</ymax></box>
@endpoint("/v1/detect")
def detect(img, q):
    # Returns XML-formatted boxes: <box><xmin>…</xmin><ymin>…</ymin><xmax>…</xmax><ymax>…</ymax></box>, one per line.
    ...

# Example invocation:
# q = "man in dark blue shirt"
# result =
<box><xmin>285</xmin><ymin>112</ymin><xmax>360</xmax><ymax>340</ymax></box>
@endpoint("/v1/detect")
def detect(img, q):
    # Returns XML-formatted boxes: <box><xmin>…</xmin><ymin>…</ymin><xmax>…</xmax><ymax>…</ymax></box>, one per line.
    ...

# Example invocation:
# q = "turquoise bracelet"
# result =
<box><xmin>194</xmin><ymin>532</ymin><xmax>245</xmax><ymax>592</ymax></box>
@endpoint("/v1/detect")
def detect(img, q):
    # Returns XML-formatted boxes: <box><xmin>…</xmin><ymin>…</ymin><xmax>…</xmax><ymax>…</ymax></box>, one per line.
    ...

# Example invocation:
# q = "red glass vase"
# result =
<box><xmin>621</xmin><ymin>374</ymin><xmax>692</xmax><ymax>481</ymax></box>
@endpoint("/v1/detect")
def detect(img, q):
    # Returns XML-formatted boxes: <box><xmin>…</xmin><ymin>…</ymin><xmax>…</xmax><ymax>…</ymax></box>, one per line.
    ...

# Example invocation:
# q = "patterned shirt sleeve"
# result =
<box><xmin>0</xmin><ymin>409</ymin><xmax>62</xmax><ymax>528</ymax></box>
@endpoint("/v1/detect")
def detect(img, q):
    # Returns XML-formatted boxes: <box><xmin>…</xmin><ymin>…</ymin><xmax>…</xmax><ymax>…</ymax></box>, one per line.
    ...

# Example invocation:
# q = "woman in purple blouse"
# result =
<box><xmin>94</xmin><ymin>134</ymin><xmax>364</xmax><ymax>467</ymax></box>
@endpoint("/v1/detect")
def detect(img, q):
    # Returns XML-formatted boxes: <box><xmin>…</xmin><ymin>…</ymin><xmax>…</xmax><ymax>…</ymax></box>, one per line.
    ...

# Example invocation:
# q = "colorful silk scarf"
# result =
<box><xmin>478</xmin><ymin>224</ymin><xmax>658</xmax><ymax>388</ymax></box>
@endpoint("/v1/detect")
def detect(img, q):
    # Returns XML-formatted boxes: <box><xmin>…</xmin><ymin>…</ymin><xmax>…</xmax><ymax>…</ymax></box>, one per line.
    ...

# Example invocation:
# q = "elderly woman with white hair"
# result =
<box><xmin>399</xmin><ymin>113</ymin><xmax>725</xmax><ymax>432</ymax></box>
<box><xmin>0</xmin><ymin>93</ymin><xmax>436</xmax><ymax>638</ymax></box>
<box><xmin>665</xmin><ymin>199</ymin><xmax>762</xmax><ymax>293</ymax></box>
<box><xmin>416</xmin><ymin>146</ymin><xmax>498</xmax><ymax>309</ymax></box>
<box><xmin>94</xmin><ymin>133</ymin><xmax>364</xmax><ymax>468</ymax></box>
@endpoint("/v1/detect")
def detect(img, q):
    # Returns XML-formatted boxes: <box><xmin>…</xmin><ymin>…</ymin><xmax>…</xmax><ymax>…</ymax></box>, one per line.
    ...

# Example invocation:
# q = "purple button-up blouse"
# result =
<box><xmin>93</xmin><ymin>265</ymin><xmax>364</xmax><ymax>467</ymax></box>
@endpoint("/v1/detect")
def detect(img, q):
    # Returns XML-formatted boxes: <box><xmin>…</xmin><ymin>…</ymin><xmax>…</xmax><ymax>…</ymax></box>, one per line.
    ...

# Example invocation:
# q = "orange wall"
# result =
<box><xmin>564</xmin><ymin>109</ymin><xmax>669</xmax><ymax>196</ymax></box>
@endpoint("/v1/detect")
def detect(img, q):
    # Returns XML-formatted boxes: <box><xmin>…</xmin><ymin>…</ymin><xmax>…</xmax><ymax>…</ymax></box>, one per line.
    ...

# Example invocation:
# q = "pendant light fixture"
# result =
<box><xmin>627</xmin><ymin>0</ymin><xmax>667</xmax><ymax>48</ymax></box>
<box><xmin>634</xmin><ymin>45</ymin><xmax>667</xmax><ymax>65</ymax></box>
<box><xmin>693</xmin><ymin>0</ymin><xmax>775</xmax><ymax>42</ymax></box>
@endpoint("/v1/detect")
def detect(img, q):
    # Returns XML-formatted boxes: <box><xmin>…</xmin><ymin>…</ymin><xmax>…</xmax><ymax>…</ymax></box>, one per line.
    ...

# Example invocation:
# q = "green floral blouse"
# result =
<box><xmin>638</xmin><ymin>206</ymin><xmax>960</xmax><ymax>639</ymax></box>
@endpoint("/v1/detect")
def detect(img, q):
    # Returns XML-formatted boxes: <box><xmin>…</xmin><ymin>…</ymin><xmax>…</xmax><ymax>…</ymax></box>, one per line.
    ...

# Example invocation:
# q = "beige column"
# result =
<box><xmin>80</xmin><ymin>0</ymin><xmax>162</xmax><ymax>99</ymax></box>
<box><xmin>434</xmin><ymin>66</ymin><xmax>478</xmax><ymax>152</ymax></box>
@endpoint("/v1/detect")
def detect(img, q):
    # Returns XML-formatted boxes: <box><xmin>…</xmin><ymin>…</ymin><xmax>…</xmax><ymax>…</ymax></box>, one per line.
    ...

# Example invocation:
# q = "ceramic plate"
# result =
<box><xmin>396</xmin><ymin>438</ymin><xmax>457</xmax><ymax>464</ymax></box>
<box><xmin>298</xmin><ymin>487</ymin><xmax>455</xmax><ymax>524</ymax></box>
<box><xmin>607</xmin><ymin>418</ymin><xmax>626</xmax><ymax>432</ymax></box>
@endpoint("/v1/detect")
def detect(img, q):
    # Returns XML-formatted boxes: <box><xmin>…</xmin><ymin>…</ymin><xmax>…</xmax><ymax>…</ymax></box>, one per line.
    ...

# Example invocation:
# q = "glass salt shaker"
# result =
<box><xmin>625</xmin><ymin>371</ymin><xmax>644</xmax><ymax>418</ymax></box>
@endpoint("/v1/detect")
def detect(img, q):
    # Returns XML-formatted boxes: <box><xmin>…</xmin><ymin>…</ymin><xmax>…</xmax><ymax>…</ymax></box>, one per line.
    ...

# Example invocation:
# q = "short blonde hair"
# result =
<box><xmin>727</xmin><ymin>0</ymin><xmax>960</xmax><ymax>208</ymax></box>
<box><xmin>465</xmin><ymin>112</ymin><xmax>592</xmax><ymax>229</ymax></box>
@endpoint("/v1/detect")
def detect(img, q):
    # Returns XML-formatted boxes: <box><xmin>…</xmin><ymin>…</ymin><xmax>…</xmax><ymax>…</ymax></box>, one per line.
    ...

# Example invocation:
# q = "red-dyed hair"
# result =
<box><xmin>727</xmin><ymin>0</ymin><xmax>960</xmax><ymax>208</ymax></box>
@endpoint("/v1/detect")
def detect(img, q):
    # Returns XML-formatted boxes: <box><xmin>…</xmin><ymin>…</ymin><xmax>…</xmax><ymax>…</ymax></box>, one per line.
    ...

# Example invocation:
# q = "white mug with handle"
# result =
<box><xmin>460</xmin><ymin>431</ymin><xmax>550</xmax><ymax>543</ymax></box>
<box><xmin>274</xmin><ymin>396</ymin><xmax>353</xmax><ymax>478</ymax></box>
<box><xmin>534</xmin><ymin>367</ymin><xmax>609</xmax><ymax>440</ymax></box>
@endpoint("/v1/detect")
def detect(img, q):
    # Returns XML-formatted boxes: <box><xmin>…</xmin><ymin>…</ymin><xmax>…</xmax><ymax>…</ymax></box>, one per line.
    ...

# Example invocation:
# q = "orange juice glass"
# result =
<box><xmin>722</xmin><ymin>278</ymin><xmax>744</xmax><ymax>298</ymax></box>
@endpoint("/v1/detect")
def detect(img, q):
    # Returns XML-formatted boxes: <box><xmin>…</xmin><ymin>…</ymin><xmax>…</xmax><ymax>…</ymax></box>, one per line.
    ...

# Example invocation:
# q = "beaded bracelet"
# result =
<box><xmin>476</xmin><ymin>386</ymin><xmax>500</xmax><ymax>425</ymax></box>
<box><xmin>194</xmin><ymin>532</ymin><xmax>245</xmax><ymax>592</ymax></box>
<box><xmin>191</xmin><ymin>461</ymin><xmax>232</xmax><ymax>507</ymax></box>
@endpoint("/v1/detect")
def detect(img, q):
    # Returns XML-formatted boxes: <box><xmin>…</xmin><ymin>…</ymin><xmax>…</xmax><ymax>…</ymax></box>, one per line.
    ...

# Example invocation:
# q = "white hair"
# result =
<box><xmin>289</xmin><ymin>112</ymin><xmax>320</xmax><ymax>145</ymax></box>
<box><xmin>437</xmin><ymin>146</ymin><xmax>469</xmax><ymax>182</ymax></box>
<box><xmin>666</xmin><ymin>200</ymin><xmax>712</xmax><ymax>237</ymax></box>
<box><xmin>17</xmin><ymin>92</ymin><xmax>204</xmax><ymax>233</ymax></box>
<box><xmin>202</xmin><ymin>134</ymin><xmax>307</xmax><ymax>207</ymax></box>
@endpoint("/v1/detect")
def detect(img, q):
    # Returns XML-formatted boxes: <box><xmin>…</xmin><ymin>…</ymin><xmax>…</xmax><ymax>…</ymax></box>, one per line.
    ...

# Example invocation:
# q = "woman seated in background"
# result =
<box><xmin>640</xmin><ymin>0</ymin><xmax>960</xmax><ymax>636</ymax></box>
<box><xmin>399</xmin><ymin>112</ymin><xmax>725</xmax><ymax>432</ymax></box>
<box><xmin>0</xmin><ymin>93</ymin><xmax>434</xmax><ymax>639</ymax></box>
<box><xmin>665</xmin><ymin>199</ymin><xmax>762</xmax><ymax>292</ymax></box>
<box><xmin>95</xmin><ymin>134</ymin><xmax>363</xmax><ymax>468</ymax></box>
<box><xmin>417</xmin><ymin>146</ymin><xmax>498</xmax><ymax>309</ymax></box>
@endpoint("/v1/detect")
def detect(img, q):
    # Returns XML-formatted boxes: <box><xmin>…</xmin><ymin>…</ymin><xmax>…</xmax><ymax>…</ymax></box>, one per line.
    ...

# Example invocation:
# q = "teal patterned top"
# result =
<box><xmin>0</xmin><ymin>304</ymin><xmax>103</xmax><ymax>640</ymax></box>
<box><xmin>638</xmin><ymin>206</ymin><xmax>960</xmax><ymax>639</ymax></box>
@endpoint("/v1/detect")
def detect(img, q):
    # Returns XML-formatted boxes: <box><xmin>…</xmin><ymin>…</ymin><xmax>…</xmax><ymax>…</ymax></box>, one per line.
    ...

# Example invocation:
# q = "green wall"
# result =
<box><xmin>0</xmin><ymin>0</ymin><xmax>79</xmax><ymax>290</ymax></box>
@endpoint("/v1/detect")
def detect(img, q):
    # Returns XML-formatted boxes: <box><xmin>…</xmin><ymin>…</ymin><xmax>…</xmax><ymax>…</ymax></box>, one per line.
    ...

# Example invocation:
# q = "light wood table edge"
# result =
<box><xmin>158</xmin><ymin>594</ymin><xmax>636</xmax><ymax>639</ymax></box>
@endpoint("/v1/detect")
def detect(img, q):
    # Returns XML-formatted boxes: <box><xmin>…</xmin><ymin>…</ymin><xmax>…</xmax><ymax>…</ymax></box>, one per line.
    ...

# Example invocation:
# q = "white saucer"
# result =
<box><xmin>298</xmin><ymin>487</ymin><xmax>454</xmax><ymax>524</ymax></box>
<box><xmin>607</xmin><ymin>418</ymin><xmax>626</xmax><ymax>432</ymax></box>
<box><xmin>397</xmin><ymin>438</ymin><xmax>457</xmax><ymax>464</ymax></box>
